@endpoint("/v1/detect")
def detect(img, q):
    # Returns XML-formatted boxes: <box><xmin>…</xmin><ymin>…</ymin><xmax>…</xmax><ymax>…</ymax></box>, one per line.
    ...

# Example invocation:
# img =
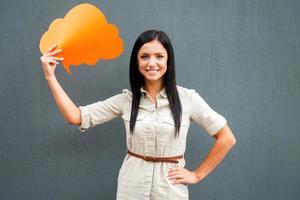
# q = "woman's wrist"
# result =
<box><xmin>193</xmin><ymin>170</ymin><xmax>205</xmax><ymax>183</ymax></box>
<box><xmin>45</xmin><ymin>74</ymin><xmax>56</xmax><ymax>81</ymax></box>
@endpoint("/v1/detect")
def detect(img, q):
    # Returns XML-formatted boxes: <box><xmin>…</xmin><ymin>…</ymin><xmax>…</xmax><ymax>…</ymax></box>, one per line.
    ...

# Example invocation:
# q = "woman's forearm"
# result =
<box><xmin>46</xmin><ymin>75</ymin><xmax>81</xmax><ymax>125</ymax></box>
<box><xmin>194</xmin><ymin>125</ymin><xmax>236</xmax><ymax>182</ymax></box>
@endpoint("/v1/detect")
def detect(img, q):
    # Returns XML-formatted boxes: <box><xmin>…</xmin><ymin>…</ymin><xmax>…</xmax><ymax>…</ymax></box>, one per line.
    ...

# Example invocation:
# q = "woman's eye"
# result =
<box><xmin>140</xmin><ymin>56</ymin><xmax>148</xmax><ymax>59</ymax></box>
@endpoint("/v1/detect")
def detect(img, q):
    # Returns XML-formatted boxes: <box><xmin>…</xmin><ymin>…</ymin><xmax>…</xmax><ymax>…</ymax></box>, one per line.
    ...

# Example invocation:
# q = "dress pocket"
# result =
<box><xmin>121</xmin><ymin>113</ymin><xmax>150</xmax><ymax>140</ymax></box>
<box><xmin>121</xmin><ymin>113</ymin><xmax>145</xmax><ymax>131</ymax></box>
<box><xmin>161</xmin><ymin>117</ymin><xmax>189</xmax><ymax>132</ymax></box>
<box><xmin>121</xmin><ymin>113</ymin><xmax>144</xmax><ymax>122</ymax></box>
<box><xmin>162</xmin><ymin>117</ymin><xmax>189</xmax><ymax>126</ymax></box>
<box><xmin>159</xmin><ymin>117</ymin><xmax>190</xmax><ymax>146</ymax></box>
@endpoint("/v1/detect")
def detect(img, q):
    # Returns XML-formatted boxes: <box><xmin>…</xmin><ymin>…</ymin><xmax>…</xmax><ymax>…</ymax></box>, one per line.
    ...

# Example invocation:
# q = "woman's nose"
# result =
<box><xmin>148</xmin><ymin>57</ymin><xmax>156</xmax><ymax>67</ymax></box>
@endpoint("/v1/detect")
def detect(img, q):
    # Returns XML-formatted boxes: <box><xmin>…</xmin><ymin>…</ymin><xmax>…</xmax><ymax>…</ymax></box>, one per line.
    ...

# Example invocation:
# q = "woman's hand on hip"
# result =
<box><xmin>40</xmin><ymin>44</ymin><xmax>64</xmax><ymax>80</ymax></box>
<box><xmin>167</xmin><ymin>166</ymin><xmax>201</xmax><ymax>185</ymax></box>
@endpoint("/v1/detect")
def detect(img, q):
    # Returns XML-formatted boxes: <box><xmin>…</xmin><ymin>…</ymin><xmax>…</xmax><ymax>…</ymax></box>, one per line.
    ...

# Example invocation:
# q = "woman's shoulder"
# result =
<box><xmin>121</xmin><ymin>88</ymin><xmax>132</xmax><ymax>95</ymax></box>
<box><xmin>176</xmin><ymin>85</ymin><xmax>208</xmax><ymax>108</ymax></box>
<box><xmin>120</xmin><ymin>88</ymin><xmax>133</xmax><ymax>100</ymax></box>
<box><xmin>176</xmin><ymin>85</ymin><xmax>198</xmax><ymax>96</ymax></box>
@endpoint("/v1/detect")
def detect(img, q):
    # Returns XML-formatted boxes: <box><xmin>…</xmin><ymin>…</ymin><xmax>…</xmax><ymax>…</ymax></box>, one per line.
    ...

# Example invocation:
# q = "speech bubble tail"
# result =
<box><xmin>63</xmin><ymin>62</ymin><xmax>72</xmax><ymax>75</ymax></box>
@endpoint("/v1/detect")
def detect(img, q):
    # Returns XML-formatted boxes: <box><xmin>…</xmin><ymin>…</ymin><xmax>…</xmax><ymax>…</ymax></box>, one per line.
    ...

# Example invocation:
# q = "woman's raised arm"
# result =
<box><xmin>40</xmin><ymin>44</ymin><xmax>81</xmax><ymax>125</ymax></box>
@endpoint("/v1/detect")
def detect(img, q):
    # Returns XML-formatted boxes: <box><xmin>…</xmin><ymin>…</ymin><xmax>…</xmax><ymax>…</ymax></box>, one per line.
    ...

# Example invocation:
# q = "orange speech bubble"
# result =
<box><xmin>39</xmin><ymin>3</ymin><xmax>123</xmax><ymax>74</ymax></box>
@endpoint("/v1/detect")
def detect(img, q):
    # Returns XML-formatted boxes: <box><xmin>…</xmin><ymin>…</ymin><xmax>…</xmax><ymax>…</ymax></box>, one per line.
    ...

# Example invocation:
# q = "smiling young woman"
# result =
<box><xmin>40</xmin><ymin>29</ymin><xmax>236</xmax><ymax>200</ymax></box>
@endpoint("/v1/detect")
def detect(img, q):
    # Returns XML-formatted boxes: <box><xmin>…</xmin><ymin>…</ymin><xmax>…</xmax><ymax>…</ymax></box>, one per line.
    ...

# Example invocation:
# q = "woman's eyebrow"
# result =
<box><xmin>139</xmin><ymin>52</ymin><xmax>165</xmax><ymax>55</ymax></box>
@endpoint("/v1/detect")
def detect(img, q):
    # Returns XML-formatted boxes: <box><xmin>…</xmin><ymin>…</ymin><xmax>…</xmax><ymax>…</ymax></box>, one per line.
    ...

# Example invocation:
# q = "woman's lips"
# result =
<box><xmin>146</xmin><ymin>69</ymin><xmax>159</xmax><ymax>75</ymax></box>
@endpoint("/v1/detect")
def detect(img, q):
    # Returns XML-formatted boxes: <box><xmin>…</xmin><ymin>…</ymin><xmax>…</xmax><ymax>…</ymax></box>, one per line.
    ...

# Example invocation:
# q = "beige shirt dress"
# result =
<box><xmin>78</xmin><ymin>85</ymin><xmax>227</xmax><ymax>200</ymax></box>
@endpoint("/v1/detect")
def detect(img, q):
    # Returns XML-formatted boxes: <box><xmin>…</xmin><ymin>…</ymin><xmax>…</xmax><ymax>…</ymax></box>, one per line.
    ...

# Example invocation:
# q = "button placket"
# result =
<box><xmin>144</xmin><ymin>106</ymin><xmax>155</xmax><ymax>198</ymax></box>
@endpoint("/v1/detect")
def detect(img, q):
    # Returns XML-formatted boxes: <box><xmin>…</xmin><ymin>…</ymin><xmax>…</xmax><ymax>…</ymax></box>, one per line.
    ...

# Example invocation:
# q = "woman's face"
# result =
<box><xmin>137</xmin><ymin>39</ymin><xmax>168</xmax><ymax>85</ymax></box>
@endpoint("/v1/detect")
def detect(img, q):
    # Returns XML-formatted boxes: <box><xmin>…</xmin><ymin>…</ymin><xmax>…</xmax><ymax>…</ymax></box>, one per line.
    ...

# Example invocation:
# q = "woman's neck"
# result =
<box><xmin>143</xmin><ymin>80</ymin><xmax>164</xmax><ymax>95</ymax></box>
<box><xmin>143</xmin><ymin>80</ymin><xmax>164</xmax><ymax>107</ymax></box>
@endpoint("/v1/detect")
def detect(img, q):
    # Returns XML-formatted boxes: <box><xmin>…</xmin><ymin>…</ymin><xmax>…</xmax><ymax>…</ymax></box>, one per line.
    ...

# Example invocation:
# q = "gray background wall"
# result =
<box><xmin>0</xmin><ymin>0</ymin><xmax>299</xmax><ymax>199</ymax></box>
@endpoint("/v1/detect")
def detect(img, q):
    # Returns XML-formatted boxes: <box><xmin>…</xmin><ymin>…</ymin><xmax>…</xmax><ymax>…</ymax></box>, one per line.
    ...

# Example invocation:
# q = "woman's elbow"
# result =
<box><xmin>220</xmin><ymin>135</ymin><xmax>236</xmax><ymax>151</ymax></box>
<box><xmin>66</xmin><ymin>116</ymin><xmax>82</xmax><ymax>125</ymax></box>
<box><xmin>229</xmin><ymin>135</ymin><xmax>237</xmax><ymax>146</ymax></box>
<box><xmin>224</xmin><ymin>128</ymin><xmax>237</xmax><ymax>147</ymax></box>
<box><xmin>66</xmin><ymin>108</ymin><xmax>82</xmax><ymax>125</ymax></box>
<box><xmin>214</xmin><ymin>125</ymin><xmax>237</xmax><ymax>146</ymax></box>
<box><xmin>69</xmin><ymin>118</ymin><xmax>81</xmax><ymax>125</ymax></box>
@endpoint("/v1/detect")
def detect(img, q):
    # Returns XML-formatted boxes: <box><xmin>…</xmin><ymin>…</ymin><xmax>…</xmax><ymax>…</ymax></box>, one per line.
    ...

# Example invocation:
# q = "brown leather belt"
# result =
<box><xmin>127</xmin><ymin>149</ymin><xmax>183</xmax><ymax>164</ymax></box>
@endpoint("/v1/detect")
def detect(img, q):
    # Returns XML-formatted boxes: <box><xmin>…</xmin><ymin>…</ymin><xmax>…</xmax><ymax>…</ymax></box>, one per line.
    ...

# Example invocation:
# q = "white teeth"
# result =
<box><xmin>146</xmin><ymin>69</ymin><xmax>159</xmax><ymax>71</ymax></box>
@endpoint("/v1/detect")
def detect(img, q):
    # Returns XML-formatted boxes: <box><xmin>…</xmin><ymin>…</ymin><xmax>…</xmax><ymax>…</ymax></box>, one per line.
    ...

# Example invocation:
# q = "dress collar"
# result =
<box><xmin>140</xmin><ymin>86</ymin><xmax>167</xmax><ymax>99</ymax></box>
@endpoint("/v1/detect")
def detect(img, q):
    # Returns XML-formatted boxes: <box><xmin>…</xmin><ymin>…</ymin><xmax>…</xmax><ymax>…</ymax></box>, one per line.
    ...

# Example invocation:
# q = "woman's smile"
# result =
<box><xmin>146</xmin><ymin>68</ymin><xmax>159</xmax><ymax>75</ymax></box>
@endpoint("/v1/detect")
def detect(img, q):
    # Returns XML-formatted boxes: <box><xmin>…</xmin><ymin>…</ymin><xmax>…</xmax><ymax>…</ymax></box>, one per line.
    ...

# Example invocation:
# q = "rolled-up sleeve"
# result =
<box><xmin>190</xmin><ymin>90</ymin><xmax>227</xmax><ymax>136</ymax></box>
<box><xmin>78</xmin><ymin>92</ymin><xmax>126</xmax><ymax>132</ymax></box>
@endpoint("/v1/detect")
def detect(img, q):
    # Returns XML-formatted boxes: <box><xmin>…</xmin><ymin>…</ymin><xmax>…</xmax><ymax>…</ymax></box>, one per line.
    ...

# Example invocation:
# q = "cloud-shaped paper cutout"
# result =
<box><xmin>39</xmin><ymin>3</ymin><xmax>123</xmax><ymax>74</ymax></box>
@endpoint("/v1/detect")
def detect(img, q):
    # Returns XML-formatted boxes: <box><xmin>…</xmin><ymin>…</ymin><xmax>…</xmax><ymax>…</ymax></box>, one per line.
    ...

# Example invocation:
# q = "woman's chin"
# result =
<box><xmin>144</xmin><ymin>76</ymin><xmax>164</xmax><ymax>83</ymax></box>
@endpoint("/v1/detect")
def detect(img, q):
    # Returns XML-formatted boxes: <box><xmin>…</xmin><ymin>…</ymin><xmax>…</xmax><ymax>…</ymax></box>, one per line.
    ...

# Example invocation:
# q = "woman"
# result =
<box><xmin>40</xmin><ymin>30</ymin><xmax>236</xmax><ymax>200</ymax></box>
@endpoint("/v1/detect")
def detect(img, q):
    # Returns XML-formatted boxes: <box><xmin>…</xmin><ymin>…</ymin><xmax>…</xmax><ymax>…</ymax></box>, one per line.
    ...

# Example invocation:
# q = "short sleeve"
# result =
<box><xmin>190</xmin><ymin>90</ymin><xmax>227</xmax><ymax>136</ymax></box>
<box><xmin>77</xmin><ymin>90</ymin><xmax>128</xmax><ymax>132</ymax></box>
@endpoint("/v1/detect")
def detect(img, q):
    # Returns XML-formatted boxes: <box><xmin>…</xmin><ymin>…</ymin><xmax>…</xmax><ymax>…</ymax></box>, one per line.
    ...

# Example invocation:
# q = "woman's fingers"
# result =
<box><xmin>173</xmin><ymin>178</ymin><xmax>187</xmax><ymax>185</ymax></box>
<box><xmin>168</xmin><ymin>166</ymin><xmax>180</xmax><ymax>174</ymax></box>
<box><xmin>52</xmin><ymin>60</ymin><xmax>59</xmax><ymax>65</ymax></box>
<box><xmin>168</xmin><ymin>168</ymin><xmax>182</xmax><ymax>179</ymax></box>
<box><xmin>46</xmin><ymin>48</ymin><xmax>62</xmax><ymax>57</ymax></box>
<box><xmin>168</xmin><ymin>173</ymin><xmax>185</xmax><ymax>184</ymax></box>
<box><xmin>48</xmin><ymin>58</ymin><xmax>59</xmax><ymax>65</ymax></box>
<box><xmin>168</xmin><ymin>171</ymin><xmax>183</xmax><ymax>179</ymax></box>
<box><xmin>42</xmin><ymin>57</ymin><xmax>59</xmax><ymax>65</ymax></box>
<box><xmin>167</xmin><ymin>166</ymin><xmax>195</xmax><ymax>185</ymax></box>
<box><xmin>169</xmin><ymin>173</ymin><xmax>184</xmax><ymax>180</ymax></box>
<box><xmin>41</xmin><ymin>52</ymin><xmax>64</xmax><ymax>66</ymax></box>
<box><xmin>47</xmin><ymin>60</ymin><xmax>59</xmax><ymax>65</ymax></box>
<box><xmin>45</xmin><ymin>44</ymin><xmax>58</xmax><ymax>54</ymax></box>
<box><xmin>40</xmin><ymin>55</ymin><xmax>59</xmax><ymax>64</ymax></box>
<box><xmin>48</xmin><ymin>56</ymin><xmax>64</xmax><ymax>61</ymax></box>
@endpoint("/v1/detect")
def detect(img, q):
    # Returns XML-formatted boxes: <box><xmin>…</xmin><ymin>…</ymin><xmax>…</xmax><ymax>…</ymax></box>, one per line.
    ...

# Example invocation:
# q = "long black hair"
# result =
<box><xmin>129</xmin><ymin>30</ymin><xmax>182</xmax><ymax>138</ymax></box>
